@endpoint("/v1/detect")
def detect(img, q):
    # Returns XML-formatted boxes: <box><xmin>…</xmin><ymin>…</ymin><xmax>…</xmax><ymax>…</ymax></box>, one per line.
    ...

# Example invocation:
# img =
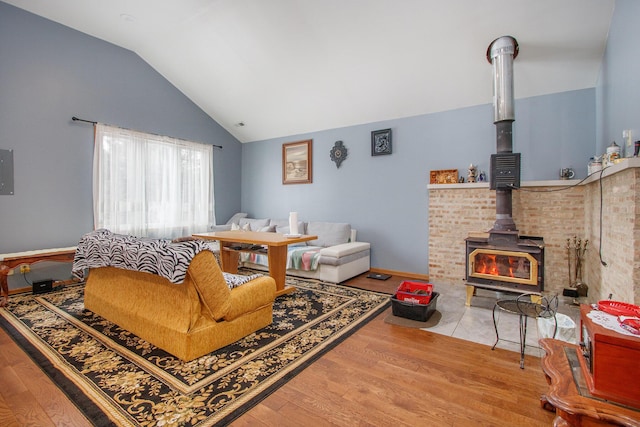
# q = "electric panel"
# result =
<box><xmin>0</xmin><ymin>149</ymin><xmax>14</xmax><ymax>195</ymax></box>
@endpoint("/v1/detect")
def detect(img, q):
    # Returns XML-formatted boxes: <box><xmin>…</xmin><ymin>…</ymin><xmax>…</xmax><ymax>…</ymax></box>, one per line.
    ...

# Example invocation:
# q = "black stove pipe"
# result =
<box><xmin>487</xmin><ymin>36</ymin><xmax>519</xmax><ymax>234</ymax></box>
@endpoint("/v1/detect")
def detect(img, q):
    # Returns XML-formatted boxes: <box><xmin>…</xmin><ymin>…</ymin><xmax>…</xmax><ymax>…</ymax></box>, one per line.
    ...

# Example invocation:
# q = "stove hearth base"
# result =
<box><xmin>465</xmin><ymin>282</ymin><xmax>532</xmax><ymax>307</ymax></box>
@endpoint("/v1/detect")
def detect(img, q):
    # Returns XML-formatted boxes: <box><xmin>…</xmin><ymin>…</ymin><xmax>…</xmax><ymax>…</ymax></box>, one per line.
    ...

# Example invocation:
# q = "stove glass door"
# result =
<box><xmin>468</xmin><ymin>248</ymin><xmax>538</xmax><ymax>286</ymax></box>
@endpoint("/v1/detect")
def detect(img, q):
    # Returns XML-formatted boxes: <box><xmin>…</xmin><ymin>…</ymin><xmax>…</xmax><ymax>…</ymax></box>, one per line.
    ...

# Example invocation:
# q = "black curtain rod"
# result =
<box><xmin>71</xmin><ymin>116</ymin><xmax>223</xmax><ymax>149</ymax></box>
<box><xmin>72</xmin><ymin>116</ymin><xmax>97</xmax><ymax>125</ymax></box>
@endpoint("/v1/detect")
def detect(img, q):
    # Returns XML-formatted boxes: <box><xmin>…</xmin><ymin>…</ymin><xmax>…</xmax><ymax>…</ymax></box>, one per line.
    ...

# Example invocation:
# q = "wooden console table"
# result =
<box><xmin>0</xmin><ymin>248</ymin><xmax>77</xmax><ymax>306</ymax></box>
<box><xmin>193</xmin><ymin>231</ymin><xmax>317</xmax><ymax>297</ymax></box>
<box><xmin>540</xmin><ymin>338</ymin><xmax>640</xmax><ymax>426</ymax></box>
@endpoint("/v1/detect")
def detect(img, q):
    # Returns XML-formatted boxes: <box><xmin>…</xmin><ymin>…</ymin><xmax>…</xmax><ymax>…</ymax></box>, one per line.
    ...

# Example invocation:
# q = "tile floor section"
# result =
<box><xmin>423</xmin><ymin>284</ymin><xmax>582</xmax><ymax>359</ymax></box>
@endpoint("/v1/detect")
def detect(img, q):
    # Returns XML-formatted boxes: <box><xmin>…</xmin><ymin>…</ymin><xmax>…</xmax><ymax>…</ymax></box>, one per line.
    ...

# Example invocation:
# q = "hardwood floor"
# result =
<box><xmin>0</xmin><ymin>274</ymin><xmax>555</xmax><ymax>426</ymax></box>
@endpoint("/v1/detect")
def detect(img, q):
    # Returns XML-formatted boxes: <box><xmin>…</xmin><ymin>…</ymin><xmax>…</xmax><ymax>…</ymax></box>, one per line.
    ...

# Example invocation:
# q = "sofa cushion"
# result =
<box><xmin>239</xmin><ymin>218</ymin><xmax>270</xmax><ymax>231</ymax></box>
<box><xmin>270</xmin><ymin>219</ymin><xmax>307</xmax><ymax>247</ymax></box>
<box><xmin>319</xmin><ymin>241</ymin><xmax>370</xmax><ymax>258</ymax></box>
<box><xmin>319</xmin><ymin>247</ymin><xmax>370</xmax><ymax>266</ymax></box>
<box><xmin>306</xmin><ymin>222</ymin><xmax>351</xmax><ymax>247</ymax></box>
<box><xmin>226</xmin><ymin>212</ymin><xmax>248</xmax><ymax>225</ymax></box>
<box><xmin>270</xmin><ymin>219</ymin><xmax>307</xmax><ymax>235</ymax></box>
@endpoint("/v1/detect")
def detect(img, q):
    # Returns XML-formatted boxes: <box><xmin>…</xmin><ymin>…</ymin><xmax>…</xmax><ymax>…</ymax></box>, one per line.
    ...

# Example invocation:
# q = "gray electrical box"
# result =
<box><xmin>0</xmin><ymin>149</ymin><xmax>14</xmax><ymax>195</ymax></box>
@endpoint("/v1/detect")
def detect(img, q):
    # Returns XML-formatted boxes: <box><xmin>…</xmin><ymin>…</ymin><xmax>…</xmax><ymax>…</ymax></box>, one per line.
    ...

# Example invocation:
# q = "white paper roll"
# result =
<box><xmin>289</xmin><ymin>212</ymin><xmax>298</xmax><ymax>235</ymax></box>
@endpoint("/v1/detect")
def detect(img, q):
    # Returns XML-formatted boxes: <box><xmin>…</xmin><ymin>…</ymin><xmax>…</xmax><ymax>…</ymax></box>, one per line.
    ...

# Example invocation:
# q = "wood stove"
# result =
<box><xmin>465</xmin><ymin>233</ymin><xmax>545</xmax><ymax>305</ymax></box>
<box><xmin>464</xmin><ymin>36</ymin><xmax>546</xmax><ymax>306</ymax></box>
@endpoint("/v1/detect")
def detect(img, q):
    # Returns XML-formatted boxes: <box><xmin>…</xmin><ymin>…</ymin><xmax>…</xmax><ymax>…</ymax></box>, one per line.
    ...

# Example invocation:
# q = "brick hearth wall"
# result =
<box><xmin>583</xmin><ymin>167</ymin><xmax>640</xmax><ymax>304</ymax></box>
<box><xmin>429</xmin><ymin>163</ymin><xmax>640</xmax><ymax>304</ymax></box>
<box><xmin>428</xmin><ymin>184</ymin><xmax>584</xmax><ymax>296</ymax></box>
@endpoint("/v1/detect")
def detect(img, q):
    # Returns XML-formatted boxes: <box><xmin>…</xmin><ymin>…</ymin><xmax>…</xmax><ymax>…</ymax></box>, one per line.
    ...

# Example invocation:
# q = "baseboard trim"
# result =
<box><xmin>368</xmin><ymin>268</ymin><xmax>429</xmax><ymax>282</ymax></box>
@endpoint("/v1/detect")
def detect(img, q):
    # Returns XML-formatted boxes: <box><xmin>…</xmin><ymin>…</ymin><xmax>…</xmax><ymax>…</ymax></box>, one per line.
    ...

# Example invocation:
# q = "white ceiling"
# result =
<box><xmin>4</xmin><ymin>0</ymin><xmax>615</xmax><ymax>143</ymax></box>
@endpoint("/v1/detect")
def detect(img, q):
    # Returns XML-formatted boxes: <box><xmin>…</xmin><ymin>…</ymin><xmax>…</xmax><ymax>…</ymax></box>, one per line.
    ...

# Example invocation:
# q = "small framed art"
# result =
<box><xmin>283</xmin><ymin>139</ymin><xmax>313</xmax><ymax>184</ymax></box>
<box><xmin>371</xmin><ymin>128</ymin><xmax>392</xmax><ymax>156</ymax></box>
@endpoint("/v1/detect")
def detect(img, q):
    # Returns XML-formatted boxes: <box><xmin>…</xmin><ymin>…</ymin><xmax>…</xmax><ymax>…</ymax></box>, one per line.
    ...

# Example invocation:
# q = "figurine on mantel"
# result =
<box><xmin>467</xmin><ymin>164</ymin><xmax>477</xmax><ymax>183</ymax></box>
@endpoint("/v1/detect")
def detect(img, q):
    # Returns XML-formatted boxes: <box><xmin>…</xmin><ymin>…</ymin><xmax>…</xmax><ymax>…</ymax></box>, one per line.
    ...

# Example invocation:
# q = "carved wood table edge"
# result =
<box><xmin>0</xmin><ymin>248</ymin><xmax>78</xmax><ymax>307</ymax></box>
<box><xmin>539</xmin><ymin>338</ymin><xmax>640</xmax><ymax>427</ymax></box>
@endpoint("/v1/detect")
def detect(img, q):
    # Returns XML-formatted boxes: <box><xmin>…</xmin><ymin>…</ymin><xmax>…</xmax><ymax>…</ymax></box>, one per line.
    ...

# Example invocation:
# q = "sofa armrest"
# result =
<box><xmin>187</xmin><ymin>251</ymin><xmax>231</xmax><ymax>320</ymax></box>
<box><xmin>225</xmin><ymin>276</ymin><xmax>276</xmax><ymax>321</ymax></box>
<box><xmin>210</xmin><ymin>224</ymin><xmax>232</xmax><ymax>232</ymax></box>
<box><xmin>319</xmin><ymin>242</ymin><xmax>370</xmax><ymax>258</ymax></box>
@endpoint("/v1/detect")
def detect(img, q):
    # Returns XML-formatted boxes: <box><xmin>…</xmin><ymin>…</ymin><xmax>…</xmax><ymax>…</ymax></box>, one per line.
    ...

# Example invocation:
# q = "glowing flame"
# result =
<box><xmin>474</xmin><ymin>253</ymin><xmax>528</xmax><ymax>279</ymax></box>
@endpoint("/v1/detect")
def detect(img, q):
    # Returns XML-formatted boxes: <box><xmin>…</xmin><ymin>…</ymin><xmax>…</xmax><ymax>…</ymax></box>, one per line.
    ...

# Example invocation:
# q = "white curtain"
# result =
<box><xmin>93</xmin><ymin>124</ymin><xmax>215</xmax><ymax>239</ymax></box>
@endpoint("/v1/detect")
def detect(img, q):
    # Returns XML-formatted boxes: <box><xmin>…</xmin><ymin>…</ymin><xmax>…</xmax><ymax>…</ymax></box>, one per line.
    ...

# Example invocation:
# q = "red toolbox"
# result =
<box><xmin>395</xmin><ymin>281</ymin><xmax>433</xmax><ymax>304</ymax></box>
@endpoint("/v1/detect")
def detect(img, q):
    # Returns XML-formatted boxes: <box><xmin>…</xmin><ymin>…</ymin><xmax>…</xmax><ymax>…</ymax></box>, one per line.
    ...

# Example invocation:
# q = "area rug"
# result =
<box><xmin>0</xmin><ymin>275</ymin><xmax>389</xmax><ymax>426</ymax></box>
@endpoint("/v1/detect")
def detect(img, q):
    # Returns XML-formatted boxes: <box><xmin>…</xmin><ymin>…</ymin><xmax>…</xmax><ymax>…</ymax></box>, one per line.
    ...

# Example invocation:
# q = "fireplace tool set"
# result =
<box><xmin>564</xmin><ymin>236</ymin><xmax>588</xmax><ymax>298</ymax></box>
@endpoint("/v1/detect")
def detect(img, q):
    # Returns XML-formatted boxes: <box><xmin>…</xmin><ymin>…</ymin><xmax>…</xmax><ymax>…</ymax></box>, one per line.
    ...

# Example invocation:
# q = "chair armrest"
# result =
<box><xmin>319</xmin><ymin>242</ymin><xmax>370</xmax><ymax>258</ymax></box>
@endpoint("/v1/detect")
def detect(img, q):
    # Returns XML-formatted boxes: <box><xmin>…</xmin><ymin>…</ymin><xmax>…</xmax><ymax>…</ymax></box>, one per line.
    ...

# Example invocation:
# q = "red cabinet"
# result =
<box><xmin>579</xmin><ymin>304</ymin><xmax>640</xmax><ymax>409</ymax></box>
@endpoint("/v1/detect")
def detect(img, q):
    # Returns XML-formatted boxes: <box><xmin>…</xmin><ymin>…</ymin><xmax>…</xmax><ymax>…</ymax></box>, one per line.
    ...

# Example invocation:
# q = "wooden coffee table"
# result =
<box><xmin>193</xmin><ymin>231</ymin><xmax>317</xmax><ymax>297</ymax></box>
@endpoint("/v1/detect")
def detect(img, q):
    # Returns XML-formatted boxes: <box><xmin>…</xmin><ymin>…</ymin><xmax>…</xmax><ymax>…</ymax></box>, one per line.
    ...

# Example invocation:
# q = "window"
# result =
<box><xmin>93</xmin><ymin>124</ymin><xmax>215</xmax><ymax>239</ymax></box>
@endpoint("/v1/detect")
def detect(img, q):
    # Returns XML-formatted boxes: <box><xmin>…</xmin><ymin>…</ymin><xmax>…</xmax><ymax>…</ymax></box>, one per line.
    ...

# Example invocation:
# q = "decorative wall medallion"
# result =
<box><xmin>330</xmin><ymin>140</ymin><xmax>348</xmax><ymax>168</ymax></box>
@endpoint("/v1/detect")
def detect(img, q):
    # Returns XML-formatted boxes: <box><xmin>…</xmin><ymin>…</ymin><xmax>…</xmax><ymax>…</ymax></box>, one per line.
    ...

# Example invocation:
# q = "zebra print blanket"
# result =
<box><xmin>72</xmin><ymin>229</ymin><xmax>260</xmax><ymax>287</ymax></box>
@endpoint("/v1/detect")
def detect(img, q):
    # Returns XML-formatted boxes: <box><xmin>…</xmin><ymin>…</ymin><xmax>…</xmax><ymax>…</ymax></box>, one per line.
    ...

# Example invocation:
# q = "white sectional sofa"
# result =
<box><xmin>210</xmin><ymin>215</ymin><xmax>370</xmax><ymax>283</ymax></box>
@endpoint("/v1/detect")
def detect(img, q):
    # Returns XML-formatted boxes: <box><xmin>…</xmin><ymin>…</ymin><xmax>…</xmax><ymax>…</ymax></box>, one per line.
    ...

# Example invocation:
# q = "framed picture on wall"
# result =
<box><xmin>283</xmin><ymin>139</ymin><xmax>313</xmax><ymax>184</ymax></box>
<box><xmin>371</xmin><ymin>128</ymin><xmax>392</xmax><ymax>156</ymax></box>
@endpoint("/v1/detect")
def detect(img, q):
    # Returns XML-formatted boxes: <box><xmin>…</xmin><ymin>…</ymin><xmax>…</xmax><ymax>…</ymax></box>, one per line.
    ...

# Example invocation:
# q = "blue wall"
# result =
<box><xmin>596</xmin><ymin>0</ymin><xmax>640</xmax><ymax>154</ymax></box>
<box><xmin>3</xmin><ymin>0</ymin><xmax>636</xmax><ymax>278</ymax></box>
<box><xmin>242</xmin><ymin>89</ymin><xmax>596</xmax><ymax>274</ymax></box>
<box><xmin>0</xmin><ymin>2</ymin><xmax>243</xmax><ymax>253</ymax></box>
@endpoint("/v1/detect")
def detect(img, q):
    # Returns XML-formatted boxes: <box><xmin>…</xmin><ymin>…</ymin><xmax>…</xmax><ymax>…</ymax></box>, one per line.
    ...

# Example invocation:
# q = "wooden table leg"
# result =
<box><xmin>220</xmin><ymin>244</ymin><xmax>239</xmax><ymax>274</ymax></box>
<box><xmin>268</xmin><ymin>245</ymin><xmax>294</xmax><ymax>297</ymax></box>
<box><xmin>540</xmin><ymin>394</ymin><xmax>556</xmax><ymax>412</ymax></box>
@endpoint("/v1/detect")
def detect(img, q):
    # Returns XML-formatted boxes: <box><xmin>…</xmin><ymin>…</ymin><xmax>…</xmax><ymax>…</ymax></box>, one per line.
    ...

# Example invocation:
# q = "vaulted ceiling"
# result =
<box><xmin>4</xmin><ymin>0</ymin><xmax>615</xmax><ymax>142</ymax></box>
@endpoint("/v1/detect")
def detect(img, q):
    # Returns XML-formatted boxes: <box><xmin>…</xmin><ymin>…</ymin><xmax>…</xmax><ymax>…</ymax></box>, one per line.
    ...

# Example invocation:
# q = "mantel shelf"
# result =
<box><xmin>427</xmin><ymin>157</ymin><xmax>640</xmax><ymax>190</ymax></box>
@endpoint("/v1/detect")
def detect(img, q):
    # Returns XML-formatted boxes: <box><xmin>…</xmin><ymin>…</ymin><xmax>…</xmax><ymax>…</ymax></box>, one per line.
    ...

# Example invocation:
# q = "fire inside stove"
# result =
<box><xmin>468</xmin><ymin>249</ymin><xmax>539</xmax><ymax>286</ymax></box>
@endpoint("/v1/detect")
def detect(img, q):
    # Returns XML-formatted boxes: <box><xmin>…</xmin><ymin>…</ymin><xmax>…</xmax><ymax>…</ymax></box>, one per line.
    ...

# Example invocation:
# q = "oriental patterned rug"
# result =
<box><xmin>0</xmin><ymin>274</ymin><xmax>389</xmax><ymax>427</ymax></box>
